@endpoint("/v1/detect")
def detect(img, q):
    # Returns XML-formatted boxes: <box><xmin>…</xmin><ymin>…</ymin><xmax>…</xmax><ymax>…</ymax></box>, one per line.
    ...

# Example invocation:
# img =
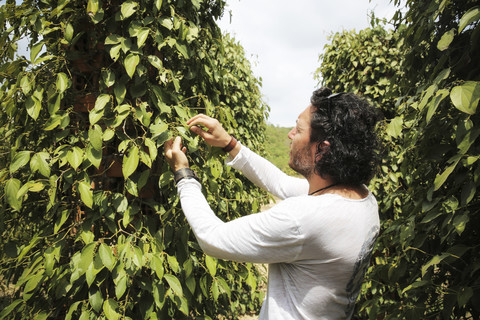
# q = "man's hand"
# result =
<box><xmin>187</xmin><ymin>114</ymin><xmax>231</xmax><ymax>148</ymax></box>
<box><xmin>164</xmin><ymin>136</ymin><xmax>189</xmax><ymax>172</ymax></box>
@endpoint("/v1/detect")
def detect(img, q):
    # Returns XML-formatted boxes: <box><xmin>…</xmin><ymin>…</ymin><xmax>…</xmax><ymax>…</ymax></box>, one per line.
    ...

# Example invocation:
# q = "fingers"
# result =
<box><xmin>172</xmin><ymin>136</ymin><xmax>182</xmax><ymax>151</ymax></box>
<box><xmin>164</xmin><ymin>136</ymin><xmax>189</xmax><ymax>171</ymax></box>
<box><xmin>189</xmin><ymin>125</ymin><xmax>210</xmax><ymax>140</ymax></box>
<box><xmin>187</xmin><ymin>114</ymin><xmax>219</xmax><ymax>132</ymax></box>
<box><xmin>186</xmin><ymin>113</ymin><xmax>212</xmax><ymax>126</ymax></box>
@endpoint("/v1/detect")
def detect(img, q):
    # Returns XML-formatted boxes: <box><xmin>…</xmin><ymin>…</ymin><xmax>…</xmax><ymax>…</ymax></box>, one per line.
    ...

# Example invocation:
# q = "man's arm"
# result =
<box><xmin>163</xmin><ymin>135</ymin><xmax>304</xmax><ymax>263</ymax></box>
<box><xmin>177</xmin><ymin>178</ymin><xmax>304</xmax><ymax>263</ymax></box>
<box><xmin>187</xmin><ymin>114</ymin><xmax>308</xmax><ymax>199</ymax></box>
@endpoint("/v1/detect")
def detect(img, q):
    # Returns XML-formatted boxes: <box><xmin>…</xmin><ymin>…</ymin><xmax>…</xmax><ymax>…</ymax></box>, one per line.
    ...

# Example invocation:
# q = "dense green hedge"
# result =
<box><xmin>318</xmin><ymin>1</ymin><xmax>480</xmax><ymax>319</ymax></box>
<box><xmin>0</xmin><ymin>0</ymin><xmax>269</xmax><ymax>319</ymax></box>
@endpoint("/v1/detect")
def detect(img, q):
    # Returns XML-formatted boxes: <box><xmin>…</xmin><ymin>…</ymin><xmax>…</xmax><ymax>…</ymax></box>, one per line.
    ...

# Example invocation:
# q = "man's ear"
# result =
<box><xmin>315</xmin><ymin>140</ymin><xmax>331</xmax><ymax>161</ymax></box>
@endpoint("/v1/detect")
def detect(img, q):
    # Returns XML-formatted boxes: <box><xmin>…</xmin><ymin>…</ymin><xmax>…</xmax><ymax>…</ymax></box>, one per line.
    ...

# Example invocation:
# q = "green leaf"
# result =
<box><xmin>89</xmin><ymin>108</ymin><xmax>104</xmax><ymax>125</ymax></box>
<box><xmin>30</xmin><ymin>42</ymin><xmax>44</xmax><ymax>63</ymax></box>
<box><xmin>78</xmin><ymin>181</ymin><xmax>93</xmax><ymax>208</ymax></box>
<box><xmin>167</xmin><ymin>255</ymin><xmax>179</xmax><ymax>273</ymax></box>
<box><xmin>138</xmin><ymin>169</ymin><xmax>150</xmax><ymax>190</ymax></box>
<box><xmin>113</xmin><ymin>193</ymin><xmax>128</xmax><ymax>213</ymax></box>
<box><xmin>30</xmin><ymin>152</ymin><xmax>51</xmax><ymax>177</ymax></box>
<box><xmin>105</xmin><ymin>34</ymin><xmax>122</xmax><ymax>45</ymax></box>
<box><xmin>86</xmin><ymin>144</ymin><xmax>102</xmax><ymax>169</ymax></box>
<box><xmin>122</xmin><ymin>145</ymin><xmax>139</xmax><ymax>179</ymax></box>
<box><xmin>103</xmin><ymin>128</ymin><xmax>115</xmax><ymax>141</ymax></box>
<box><xmin>0</xmin><ymin>300</ymin><xmax>23</xmax><ymax>319</ymax></box>
<box><xmin>426</xmin><ymin>89</ymin><xmax>449</xmax><ymax>123</ymax></box>
<box><xmin>89</xmin><ymin>124</ymin><xmax>103</xmax><ymax>151</ymax></box>
<box><xmin>114</xmin><ymin>82</ymin><xmax>126</xmax><ymax>104</ymax></box>
<box><xmin>158</xmin><ymin>171</ymin><xmax>173</xmax><ymax>188</ymax></box>
<box><xmin>175</xmin><ymin>41</ymin><xmax>189</xmax><ymax>58</ymax></box>
<box><xmin>24</xmin><ymin>270</ymin><xmax>44</xmax><ymax>296</ymax></box>
<box><xmin>121</xmin><ymin>1</ymin><xmax>138</xmax><ymax>19</ymax></box>
<box><xmin>86</xmin><ymin>0</ymin><xmax>99</xmax><ymax>16</ymax></box>
<box><xmin>34</xmin><ymin>311</ymin><xmax>48</xmax><ymax>320</ymax></box>
<box><xmin>186</xmin><ymin>276</ymin><xmax>195</xmax><ymax>294</ymax></box>
<box><xmin>56</xmin><ymin>73</ymin><xmax>70</xmax><ymax>93</ymax></box>
<box><xmin>151</xmin><ymin>255</ymin><xmax>164</xmax><ymax>279</ymax></box>
<box><xmin>25</xmin><ymin>96</ymin><xmax>42</xmax><ymax>120</ymax></box>
<box><xmin>457</xmin><ymin>287</ymin><xmax>473</xmax><ymax>307</ymax></box>
<box><xmin>160</xmin><ymin>18</ymin><xmax>173</xmax><ymax>30</ymax></box>
<box><xmin>174</xmin><ymin>105</ymin><xmax>188</xmax><ymax>120</ymax></box>
<box><xmin>20</xmin><ymin>75</ymin><xmax>32</xmax><ymax>94</ymax></box>
<box><xmin>434</xmin><ymin>157</ymin><xmax>460</xmax><ymax>191</ymax></box>
<box><xmin>79</xmin><ymin>242</ymin><xmax>96</xmax><ymax>274</ymax></box>
<box><xmin>217</xmin><ymin>277</ymin><xmax>231</xmax><ymax>298</ymax></box>
<box><xmin>386</xmin><ymin>116</ymin><xmax>403</xmax><ymax>138</ymax></box>
<box><xmin>459</xmin><ymin>6</ymin><xmax>480</xmax><ymax>33</ymax></box>
<box><xmin>109</xmin><ymin>44</ymin><xmax>122</xmax><ymax>61</ymax></box>
<box><xmin>453</xmin><ymin>214</ymin><xmax>469</xmax><ymax>235</ymax></box>
<box><xmin>450</xmin><ymin>81</ymin><xmax>480</xmax><ymax>115</ymax></box>
<box><xmin>99</xmin><ymin>243</ymin><xmax>116</xmax><ymax>271</ymax></box>
<box><xmin>65</xmin><ymin>301</ymin><xmax>81</xmax><ymax>320</ymax></box>
<box><xmin>164</xmin><ymin>274</ymin><xmax>183</xmax><ymax>297</ymax></box>
<box><xmin>147</xmin><ymin>55</ymin><xmax>163</xmax><ymax>70</ymax></box>
<box><xmin>137</xmin><ymin>28</ymin><xmax>149</xmax><ymax>48</ymax></box>
<box><xmin>401</xmin><ymin>280</ymin><xmax>429</xmax><ymax>294</ymax></box>
<box><xmin>29</xmin><ymin>182</ymin><xmax>45</xmax><ymax>192</ymax></box>
<box><xmin>153</xmin><ymin>282</ymin><xmax>166</xmax><ymax>309</ymax></box>
<box><xmin>205</xmin><ymin>255</ymin><xmax>217</xmax><ymax>277</ymax></box>
<box><xmin>54</xmin><ymin>209</ymin><xmax>70</xmax><ymax>234</ymax></box>
<box><xmin>103</xmin><ymin>299</ymin><xmax>121</xmax><ymax>320</ymax></box>
<box><xmin>461</xmin><ymin>181</ymin><xmax>476</xmax><ymax>205</ymax></box>
<box><xmin>115</xmin><ymin>275</ymin><xmax>127</xmax><ymax>299</ymax></box>
<box><xmin>101</xmin><ymin>70</ymin><xmax>116</xmax><ymax>87</ymax></box>
<box><xmin>122</xmin><ymin>200</ymin><xmax>139</xmax><ymax>226</ymax></box>
<box><xmin>10</xmin><ymin>151</ymin><xmax>31</xmax><ymax>173</ymax></box>
<box><xmin>65</xmin><ymin>23</ymin><xmax>74</xmax><ymax>42</ymax></box>
<box><xmin>67</xmin><ymin>147</ymin><xmax>84</xmax><ymax>170</ymax></box>
<box><xmin>124</xmin><ymin>53</ymin><xmax>140</xmax><ymax>78</ymax></box>
<box><xmin>437</xmin><ymin>29</ymin><xmax>455</xmax><ymax>51</ymax></box>
<box><xmin>88</xmin><ymin>286</ymin><xmax>104</xmax><ymax>313</ymax></box>
<box><xmin>421</xmin><ymin>253</ymin><xmax>450</xmax><ymax>277</ymax></box>
<box><xmin>95</xmin><ymin>94</ymin><xmax>110</xmax><ymax>111</ymax></box>
<box><xmin>86</xmin><ymin>254</ymin><xmax>104</xmax><ymax>287</ymax></box>
<box><xmin>79</xmin><ymin>310</ymin><xmax>91</xmax><ymax>320</ymax></box>
<box><xmin>144</xmin><ymin>138</ymin><xmax>158</xmax><ymax>161</ymax></box>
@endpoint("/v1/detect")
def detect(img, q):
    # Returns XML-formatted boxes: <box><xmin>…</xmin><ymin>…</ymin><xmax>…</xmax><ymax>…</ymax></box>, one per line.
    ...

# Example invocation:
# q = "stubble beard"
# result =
<box><xmin>289</xmin><ymin>144</ymin><xmax>315</xmax><ymax>179</ymax></box>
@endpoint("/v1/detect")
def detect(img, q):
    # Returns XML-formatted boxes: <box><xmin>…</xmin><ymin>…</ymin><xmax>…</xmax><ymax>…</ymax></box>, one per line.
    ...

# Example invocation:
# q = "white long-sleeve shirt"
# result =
<box><xmin>177</xmin><ymin>145</ymin><xmax>379</xmax><ymax>319</ymax></box>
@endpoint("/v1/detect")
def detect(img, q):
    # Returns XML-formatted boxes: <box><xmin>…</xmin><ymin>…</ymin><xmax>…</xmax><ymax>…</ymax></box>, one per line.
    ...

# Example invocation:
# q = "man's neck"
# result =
<box><xmin>307</xmin><ymin>174</ymin><xmax>335</xmax><ymax>195</ymax></box>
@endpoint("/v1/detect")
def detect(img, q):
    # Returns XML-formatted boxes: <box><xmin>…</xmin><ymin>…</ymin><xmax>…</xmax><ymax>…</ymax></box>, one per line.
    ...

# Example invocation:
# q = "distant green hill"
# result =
<box><xmin>263</xmin><ymin>124</ymin><xmax>298</xmax><ymax>176</ymax></box>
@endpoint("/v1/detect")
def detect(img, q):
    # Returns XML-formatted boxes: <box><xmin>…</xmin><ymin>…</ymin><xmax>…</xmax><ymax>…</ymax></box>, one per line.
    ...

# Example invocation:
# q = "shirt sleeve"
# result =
<box><xmin>177</xmin><ymin>178</ymin><xmax>305</xmax><ymax>264</ymax></box>
<box><xmin>226</xmin><ymin>143</ymin><xmax>309</xmax><ymax>199</ymax></box>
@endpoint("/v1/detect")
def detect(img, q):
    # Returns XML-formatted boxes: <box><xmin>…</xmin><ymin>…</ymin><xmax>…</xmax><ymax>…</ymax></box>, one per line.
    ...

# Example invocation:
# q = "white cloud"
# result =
<box><xmin>218</xmin><ymin>0</ymin><xmax>398</xmax><ymax>127</ymax></box>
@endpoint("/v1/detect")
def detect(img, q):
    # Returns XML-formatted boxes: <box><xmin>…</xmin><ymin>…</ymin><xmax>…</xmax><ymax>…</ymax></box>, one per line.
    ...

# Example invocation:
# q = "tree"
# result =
<box><xmin>0</xmin><ymin>0</ymin><xmax>269</xmax><ymax>318</ymax></box>
<box><xmin>315</xmin><ymin>19</ymin><xmax>403</xmax><ymax>119</ymax></box>
<box><xmin>317</xmin><ymin>1</ymin><xmax>480</xmax><ymax>318</ymax></box>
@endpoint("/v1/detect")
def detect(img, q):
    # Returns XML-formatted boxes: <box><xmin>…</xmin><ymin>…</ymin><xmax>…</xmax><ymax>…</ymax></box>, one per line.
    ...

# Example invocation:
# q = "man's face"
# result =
<box><xmin>288</xmin><ymin>105</ymin><xmax>317</xmax><ymax>178</ymax></box>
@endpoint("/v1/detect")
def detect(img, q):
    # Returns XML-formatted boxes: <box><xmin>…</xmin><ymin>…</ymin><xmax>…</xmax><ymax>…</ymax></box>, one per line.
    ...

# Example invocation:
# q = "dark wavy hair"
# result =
<box><xmin>310</xmin><ymin>87</ymin><xmax>380</xmax><ymax>185</ymax></box>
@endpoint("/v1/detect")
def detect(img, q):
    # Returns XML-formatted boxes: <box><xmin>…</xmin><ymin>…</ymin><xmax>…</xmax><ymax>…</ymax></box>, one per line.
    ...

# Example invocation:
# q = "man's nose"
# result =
<box><xmin>288</xmin><ymin>128</ymin><xmax>295</xmax><ymax>140</ymax></box>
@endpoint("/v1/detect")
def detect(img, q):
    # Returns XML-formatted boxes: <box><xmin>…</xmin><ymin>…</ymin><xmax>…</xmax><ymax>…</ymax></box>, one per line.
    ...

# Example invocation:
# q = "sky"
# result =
<box><xmin>216</xmin><ymin>0</ymin><xmax>399</xmax><ymax>127</ymax></box>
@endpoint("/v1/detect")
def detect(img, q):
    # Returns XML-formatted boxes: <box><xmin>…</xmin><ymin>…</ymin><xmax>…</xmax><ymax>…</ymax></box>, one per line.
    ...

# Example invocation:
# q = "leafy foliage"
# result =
<box><xmin>318</xmin><ymin>2</ymin><xmax>480</xmax><ymax>319</ymax></box>
<box><xmin>315</xmin><ymin>19</ymin><xmax>403</xmax><ymax>119</ymax></box>
<box><xmin>0</xmin><ymin>0</ymin><xmax>269</xmax><ymax>319</ymax></box>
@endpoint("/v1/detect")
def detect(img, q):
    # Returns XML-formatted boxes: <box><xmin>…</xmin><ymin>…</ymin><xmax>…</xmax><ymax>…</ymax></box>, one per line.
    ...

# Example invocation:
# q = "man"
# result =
<box><xmin>164</xmin><ymin>87</ymin><xmax>380</xmax><ymax>319</ymax></box>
